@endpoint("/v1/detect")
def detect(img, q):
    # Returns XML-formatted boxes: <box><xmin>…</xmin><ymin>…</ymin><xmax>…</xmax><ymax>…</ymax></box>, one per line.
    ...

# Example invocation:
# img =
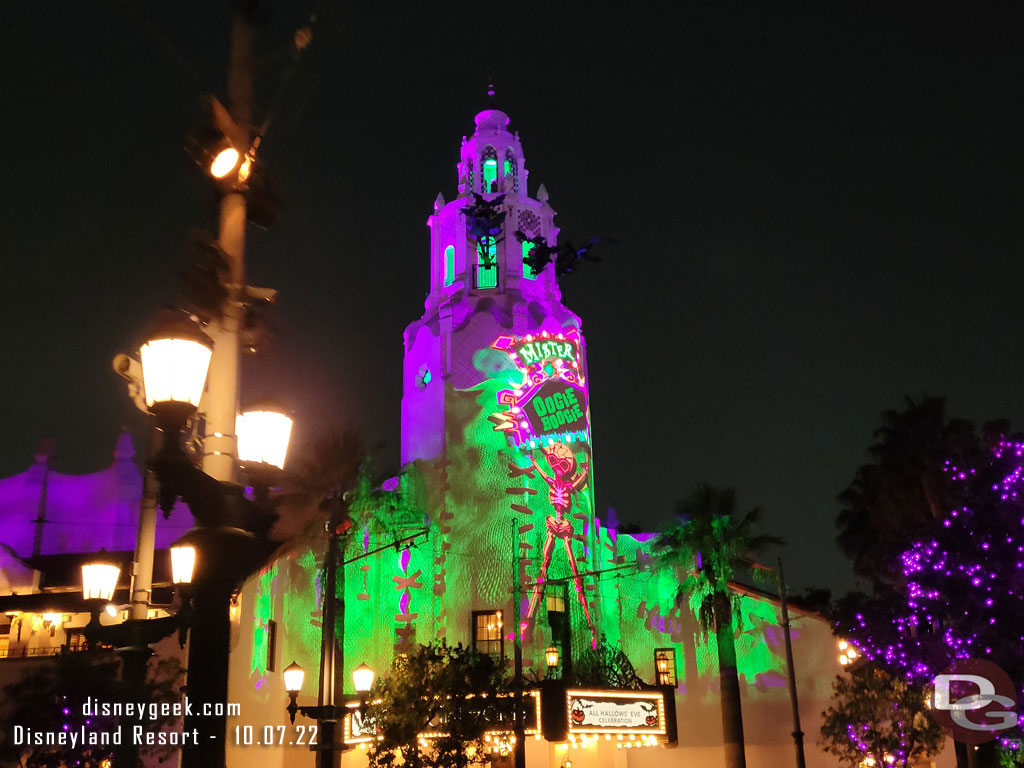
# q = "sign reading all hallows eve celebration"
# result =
<box><xmin>566</xmin><ymin>690</ymin><xmax>667</xmax><ymax>734</ymax></box>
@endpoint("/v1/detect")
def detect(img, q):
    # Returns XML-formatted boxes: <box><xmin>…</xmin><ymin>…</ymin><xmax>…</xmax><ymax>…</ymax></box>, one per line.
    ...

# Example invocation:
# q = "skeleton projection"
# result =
<box><xmin>524</xmin><ymin>442</ymin><xmax>596</xmax><ymax>641</ymax></box>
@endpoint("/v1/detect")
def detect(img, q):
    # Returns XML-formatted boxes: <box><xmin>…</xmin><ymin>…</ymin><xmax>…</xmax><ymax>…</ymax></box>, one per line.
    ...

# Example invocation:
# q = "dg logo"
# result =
<box><xmin>932</xmin><ymin>659</ymin><xmax>1019</xmax><ymax>744</ymax></box>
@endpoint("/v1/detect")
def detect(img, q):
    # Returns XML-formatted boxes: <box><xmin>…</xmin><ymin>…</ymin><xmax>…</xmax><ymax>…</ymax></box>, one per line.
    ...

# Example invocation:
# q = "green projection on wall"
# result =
<box><xmin>250</xmin><ymin>565</ymin><xmax>278</xmax><ymax>680</ymax></box>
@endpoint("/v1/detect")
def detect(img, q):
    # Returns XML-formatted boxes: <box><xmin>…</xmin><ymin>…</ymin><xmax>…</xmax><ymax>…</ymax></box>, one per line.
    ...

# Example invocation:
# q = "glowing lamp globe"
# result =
<box><xmin>210</xmin><ymin>146</ymin><xmax>241</xmax><ymax>179</ymax></box>
<box><xmin>170</xmin><ymin>544</ymin><xmax>197</xmax><ymax>585</ymax></box>
<box><xmin>655</xmin><ymin>653</ymin><xmax>669</xmax><ymax>675</ymax></box>
<box><xmin>82</xmin><ymin>561</ymin><xmax>121</xmax><ymax>602</ymax></box>
<box><xmin>353</xmin><ymin>663</ymin><xmax>375</xmax><ymax>693</ymax></box>
<box><xmin>545</xmin><ymin>646</ymin><xmax>559</xmax><ymax>669</ymax></box>
<box><xmin>283</xmin><ymin>661</ymin><xmax>305</xmax><ymax>694</ymax></box>
<box><xmin>237</xmin><ymin>406</ymin><xmax>293</xmax><ymax>471</ymax></box>
<box><xmin>139</xmin><ymin>309</ymin><xmax>213</xmax><ymax>429</ymax></box>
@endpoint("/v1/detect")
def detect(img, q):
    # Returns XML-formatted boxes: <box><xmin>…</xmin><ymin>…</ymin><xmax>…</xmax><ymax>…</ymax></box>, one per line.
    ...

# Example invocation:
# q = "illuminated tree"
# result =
<box><xmin>836</xmin><ymin>434</ymin><xmax>1024</xmax><ymax>767</ymax></box>
<box><xmin>820</xmin><ymin>665</ymin><xmax>943</xmax><ymax>768</ymax></box>
<box><xmin>654</xmin><ymin>484</ymin><xmax>782</xmax><ymax>768</ymax></box>
<box><xmin>0</xmin><ymin>649</ymin><xmax>182</xmax><ymax>768</ymax></box>
<box><xmin>364</xmin><ymin>641</ymin><xmax>513</xmax><ymax>768</ymax></box>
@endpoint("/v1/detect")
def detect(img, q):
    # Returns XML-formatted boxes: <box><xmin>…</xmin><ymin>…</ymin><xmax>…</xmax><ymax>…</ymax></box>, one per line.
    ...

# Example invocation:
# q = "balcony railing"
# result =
<box><xmin>0</xmin><ymin>645</ymin><xmax>87</xmax><ymax>659</ymax></box>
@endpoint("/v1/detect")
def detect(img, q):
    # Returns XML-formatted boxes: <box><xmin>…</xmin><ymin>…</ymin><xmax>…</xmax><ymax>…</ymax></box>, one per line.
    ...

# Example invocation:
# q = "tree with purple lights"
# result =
<box><xmin>836</xmin><ymin>434</ymin><xmax>1024</xmax><ymax>766</ymax></box>
<box><xmin>820</xmin><ymin>666</ymin><xmax>943</xmax><ymax>768</ymax></box>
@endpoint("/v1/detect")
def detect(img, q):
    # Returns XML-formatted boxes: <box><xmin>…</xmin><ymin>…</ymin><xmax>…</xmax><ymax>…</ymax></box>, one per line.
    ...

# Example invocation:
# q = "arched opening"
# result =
<box><xmin>481</xmin><ymin>146</ymin><xmax>499</xmax><ymax>193</ymax></box>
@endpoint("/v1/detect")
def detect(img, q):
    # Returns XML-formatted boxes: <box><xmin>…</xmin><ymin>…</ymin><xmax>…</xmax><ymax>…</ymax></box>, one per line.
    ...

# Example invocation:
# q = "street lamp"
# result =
<box><xmin>284</xmin><ymin>661</ymin><xmax>306</xmax><ymax>724</ymax></box>
<box><xmin>237</xmin><ymin>404</ymin><xmax>293</xmax><ymax>471</ymax></box>
<box><xmin>353</xmin><ymin>662</ymin><xmax>375</xmax><ymax>695</ymax></box>
<box><xmin>237</xmin><ymin>402</ymin><xmax>293</xmax><ymax>502</ymax></box>
<box><xmin>170</xmin><ymin>544</ymin><xmax>197</xmax><ymax>585</ymax></box>
<box><xmin>655</xmin><ymin>652</ymin><xmax>670</xmax><ymax>685</ymax></box>
<box><xmin>545</xmin><ymin>645</ymin><xmax>559</xmax><ymax>675</ymax></box>
<box><xmin>82</xmin><ymin>559</ymin><xmax>121</xmax><ymax>602</ymax></box>
<box><xmin>138</xmin><ymin>308</ymin><xmax>213</xmax><ymax>432</ymax></box>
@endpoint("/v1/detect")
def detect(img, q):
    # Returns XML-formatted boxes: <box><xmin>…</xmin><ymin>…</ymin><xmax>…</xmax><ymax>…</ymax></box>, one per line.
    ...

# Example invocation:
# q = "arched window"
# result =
<box><xmin>504</xmin><ymin>149</ymin><xmax>518</xmax><ymax>193</ymax></box>
<box><xmin>522</xmin><ymin>240</ymin><xmax>536</xmax><ymax>279</ymax></box>
<box><xmin>481</xmin><ymin>146</ymin><xmax>498</xmax><ymax>193</ymax></box>
<box><xmin>443</xmin><ymin>245</ymin><xmax>455</xmax><ymax>286</ymax></box>
<box><xmin>476</xmin><ymin>239</ymin><xmax>497</xmax><ymax>289</ymax></box>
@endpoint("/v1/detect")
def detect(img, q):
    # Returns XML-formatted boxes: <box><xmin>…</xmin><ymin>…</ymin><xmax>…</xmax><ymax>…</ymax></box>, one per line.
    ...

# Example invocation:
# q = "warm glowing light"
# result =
<box><xmin>838</xmin><ymin>640</ymin><xmax>849</xmax><ymax>651</ymax></box>
<box><xmin>655</xmin><ymin>652</ymin><xmax>669</xmax><ymax>674</ymax></box>
<box><xmin>353</xmin><ymin>662</ymin><xmax>375</xmax><ymax>693</ymax></box>
<box><xmin>546</xmin><ymin>645</ymin><xmax>559</xmax><ymax>669</ymax></box>
<box><xmin>42</xmin><ymin>612</ymin><xmax>61</xmax><ymax>624</ymax></box>
<box><xmin>210</xmin><ymin>147</ymin><xmax>241</xmax><ymax>178</ymax></box>
<box><xmin>170</xmin><ymin>544</ymin><xmax>196</xmax><ymax>584</ymax></box>
<box><xmin>283</xmin><ymin>661</ymin><xmax>305</xmax><ymax>693</ymax></box>
<box><xmin>104</xmin><ymin>604</ymin><xmax>117</xmax><ymax>617</ymax></box>
<box><xmin>237</xmin><ymin>408</ymin><xmax>293</xmax><ymax>469</ymax></box>
<box><xmin>140</xmin><ymin>338</ymin><xmax>212</xmax><ymax>408</ymax></box>
<box><xmin>237</xmin><ymin>154</ymin><xmax>253</xmax><ymax>183</ymax></box>
<box><xmin>82</xmin><ymin>562</ymin><xmax>121</xmax><ymax>601</ymax></box>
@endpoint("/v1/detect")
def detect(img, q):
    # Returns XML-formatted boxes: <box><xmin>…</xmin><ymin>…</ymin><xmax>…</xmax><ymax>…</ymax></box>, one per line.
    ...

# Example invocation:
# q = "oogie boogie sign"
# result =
<box><xmin>490</xmin><ymin>329</ymin><xmax>590</xmax><ymax>447</ymax></box>
<box><xmin>566</xmin><ymin>691</ymin><xmax>666</xmax><ymax>733</ymax></box>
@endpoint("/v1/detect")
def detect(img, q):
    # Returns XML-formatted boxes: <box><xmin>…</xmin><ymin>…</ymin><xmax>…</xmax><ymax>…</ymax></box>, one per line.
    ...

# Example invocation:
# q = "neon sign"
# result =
<box><xmin>565</xmin><ymin>690</ymin><xmax>667</xmax><ymax>735</ymax></box>
<box><xmin>490</xmin><ymin>329</ymin><xmax>588</xmax><ymax>447</ymax></box>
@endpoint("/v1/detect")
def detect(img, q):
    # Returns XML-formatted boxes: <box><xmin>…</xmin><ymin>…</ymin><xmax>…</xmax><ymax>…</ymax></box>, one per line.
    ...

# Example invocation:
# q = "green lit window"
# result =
<box><xmin>473</xmin><ymin>610</ymin><xmax>504</xmax><ymax>659</ymax></box>
<box><xmin>504</xmin><ymin>149</ymin><xmax>518</xmax><ymax>193</ymax></box>
<box><xmin>477</xmin><ymin>240</ymin><xmax>497</xmax><ymax>289</ymax></box>
<box><xmin>522</xmin><ymin>240</ymin><xmax>536</xmax><ymax>279</ymax></box>
<box><xmin>444</xmin><ymin>245</ymin><xmax>455</xmax><ymax>286</ymax></box>
<box><xmin>482</xmin><ymin>146</ymin><xmax>498</xmax><ymax>193</ymax></box>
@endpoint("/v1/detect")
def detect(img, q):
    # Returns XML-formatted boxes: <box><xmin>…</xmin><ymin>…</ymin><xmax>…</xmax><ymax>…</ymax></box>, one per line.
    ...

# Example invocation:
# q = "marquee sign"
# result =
<box><xmin>565</xmin><ymin>690</ymin><xmax>667</xmax><ymax>735</ymax></box>
<box><xmin>343</xmin><ymin>691</ymin><xmax>541</xmax><ymax>744</ymax></box>
<box><xmin>490</xmin><ymin>329</ymin><xmax>589</xmax><ymax>447</ymax></box>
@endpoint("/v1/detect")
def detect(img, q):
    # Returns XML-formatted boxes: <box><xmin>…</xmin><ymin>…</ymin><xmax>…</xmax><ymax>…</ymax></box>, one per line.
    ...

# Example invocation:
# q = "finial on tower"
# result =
<box><xmin>486</xmin><ymin>82</ymin><xmax>497</xmax><ymax>107</ymax></box>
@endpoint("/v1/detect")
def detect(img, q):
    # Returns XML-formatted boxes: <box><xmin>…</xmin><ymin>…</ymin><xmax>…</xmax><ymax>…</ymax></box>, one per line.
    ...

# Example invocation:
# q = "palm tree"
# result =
<box><xmin>836</xmin><ymin>395</ymin><xmax>985</xmax><ymax>588</ymax></box>
<box><xmin>654</xmin><ymin>484</ymin><xmax>783</xmax><ymax>768</ymax></box>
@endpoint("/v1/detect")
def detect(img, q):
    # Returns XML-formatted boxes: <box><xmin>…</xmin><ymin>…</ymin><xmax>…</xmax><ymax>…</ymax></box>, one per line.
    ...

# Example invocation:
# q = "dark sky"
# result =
<box><xmin>2</xmin><ymin>1</ymin><xmax>1023</xmax><ymax>594</ymax></box>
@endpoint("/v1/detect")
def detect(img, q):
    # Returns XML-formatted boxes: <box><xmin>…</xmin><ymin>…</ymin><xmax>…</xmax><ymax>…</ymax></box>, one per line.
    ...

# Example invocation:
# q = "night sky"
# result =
<box><xmin>3</xmin><ymin>2</ymin><xmax>1023</xmax><ymax>594</ymax></box>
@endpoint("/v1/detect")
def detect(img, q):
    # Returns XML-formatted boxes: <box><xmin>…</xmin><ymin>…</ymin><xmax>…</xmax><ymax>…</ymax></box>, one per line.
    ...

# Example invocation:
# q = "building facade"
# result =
<box><xmin>224</xmin><ymin>104</ymin><xmax>952</xmax><ymax>768</ymax></box>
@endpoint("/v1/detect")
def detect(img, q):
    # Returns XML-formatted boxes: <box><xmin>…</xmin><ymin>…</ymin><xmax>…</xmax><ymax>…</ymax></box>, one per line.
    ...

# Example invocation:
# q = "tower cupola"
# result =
<box><xmin>423</xmin><ymin>92</ymin><xmax>560</xmax><ymax>309</ymax></box>
<box><xmin>457</xmin><ymin>104</ymin><xmax>527</xmax><ymax>197</ymax></box>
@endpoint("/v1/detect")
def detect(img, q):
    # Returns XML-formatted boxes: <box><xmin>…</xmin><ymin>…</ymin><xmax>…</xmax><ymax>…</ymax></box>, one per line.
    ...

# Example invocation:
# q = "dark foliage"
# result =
<box><xmin>0</xmin><ymin>650</ymin><xmax>183</xmax><ymax>768</ymax></box>
<box><xmin>365</xmin><ymin>641</ymin><xmax>513</xmax><ymax>768</ymax></box>
<box><xmin>515</xmin><ymin>231</ymin><xmax>616</xmax><ymax>278</ymax></box>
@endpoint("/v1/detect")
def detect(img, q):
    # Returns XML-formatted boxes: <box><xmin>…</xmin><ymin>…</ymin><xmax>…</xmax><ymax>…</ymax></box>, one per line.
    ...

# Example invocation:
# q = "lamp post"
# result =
<box><xmin>129</xmin><ymin>307</ymin><xmax>291</xmax><ymax>768</ymax></box>
<box><xmin>655</xmin><ymin>652</ymin><xmax>670</xmax><ymax>686</ymax></box>
<box><xmin>545</xmin><ymin>645</ymin><xmax>560</xmax><ymax>679</ymax></box>
<box><xmin>283</xmin><ymin>660</ymin><xmax>375</xmax><ymax>764</ymax></box>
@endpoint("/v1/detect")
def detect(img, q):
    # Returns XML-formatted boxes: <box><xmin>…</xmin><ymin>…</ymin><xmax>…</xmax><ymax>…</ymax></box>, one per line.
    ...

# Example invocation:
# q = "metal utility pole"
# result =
<box><xmin>512</xmin><ymin>519</ymin><xmax>526</xmax><ymax>768</ymax></box>
<box><xmin>202</xmin><ymin>3</ymin><xmax>255</xmax><ymax>484</ymax></box>
<box><xmin>777</xmin><ymin>558</ymin><xmax>806</xmax><ymax>768</ymax></box>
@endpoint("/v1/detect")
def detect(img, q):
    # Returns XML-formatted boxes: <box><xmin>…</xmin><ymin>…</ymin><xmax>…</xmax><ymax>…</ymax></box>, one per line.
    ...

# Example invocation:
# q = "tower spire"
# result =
<box><xmin>486</xmin><ymin>82</ymin><xmax>497</xmax><ymax>108</ymax></box>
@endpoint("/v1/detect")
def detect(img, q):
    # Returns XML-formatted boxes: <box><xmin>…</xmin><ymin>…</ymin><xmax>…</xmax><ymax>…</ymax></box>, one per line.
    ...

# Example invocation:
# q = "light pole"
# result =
<box><xmin>776</xmin><ymin>559</ymin><xmax>806</xmax><ymax>768</ymax></box>
<box><xmin>283</xmin><ymin>660</ymin><xmax>376</xmax><ymax>765</ymax></box>
<box><xmin>126</xmin><ymin>307</ymin><xmax>291</xmax><ymax>768</ymax></box>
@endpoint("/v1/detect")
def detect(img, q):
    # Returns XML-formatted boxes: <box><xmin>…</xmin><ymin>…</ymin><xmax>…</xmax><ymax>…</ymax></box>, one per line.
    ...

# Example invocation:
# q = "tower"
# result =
<box><xmin>400</xmin><ymin>99</ymin><xmax>600</xmax><ymax>658</ymax></box>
